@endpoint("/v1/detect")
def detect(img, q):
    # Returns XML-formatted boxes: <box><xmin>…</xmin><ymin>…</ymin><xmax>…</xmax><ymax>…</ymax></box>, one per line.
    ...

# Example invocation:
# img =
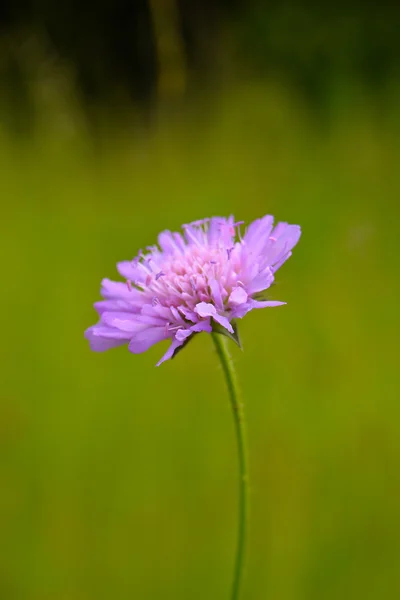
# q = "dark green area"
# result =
<box><xmin>1</xmin><ymin>1</ymin><xmax>400</xmax><ymax>131</ymax></box>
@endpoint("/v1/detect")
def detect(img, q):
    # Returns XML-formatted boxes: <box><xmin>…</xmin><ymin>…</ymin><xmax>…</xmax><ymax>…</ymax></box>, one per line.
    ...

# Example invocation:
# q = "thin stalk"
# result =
<box><xmin>212</xmin><ymin>332</ymin><xmax>248</xmax><ymax>600</ymax></box>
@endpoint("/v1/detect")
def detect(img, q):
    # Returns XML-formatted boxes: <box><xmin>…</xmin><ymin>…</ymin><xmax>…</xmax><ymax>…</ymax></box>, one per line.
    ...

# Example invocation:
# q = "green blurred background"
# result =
<box><xmin>1</xmin><ymin>2</ymin><xmax>400</xmax><ymax>599</ymax></box>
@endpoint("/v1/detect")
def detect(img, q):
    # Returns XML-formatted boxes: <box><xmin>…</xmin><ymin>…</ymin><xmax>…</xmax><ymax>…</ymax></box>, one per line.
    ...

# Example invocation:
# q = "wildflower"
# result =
<box><xmin>85</xmin><ymin>215</ymin><xmax>301</xmax><ymax>365</ymax></box>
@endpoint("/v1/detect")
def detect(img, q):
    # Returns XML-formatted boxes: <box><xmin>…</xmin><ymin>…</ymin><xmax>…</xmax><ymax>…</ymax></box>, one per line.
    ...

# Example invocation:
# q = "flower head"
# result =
<box><xmin>85</xmin><ymin>215</ymin><xmax>301</xmax><ymax>365</ymax></box>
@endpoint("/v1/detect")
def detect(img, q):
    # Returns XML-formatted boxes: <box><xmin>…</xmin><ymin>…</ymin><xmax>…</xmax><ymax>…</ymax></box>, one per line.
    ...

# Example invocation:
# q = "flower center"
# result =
<box><xmin>146</xmin><ymin>245</ymin><xmax>234</xmax><ymax>310</ymax></box>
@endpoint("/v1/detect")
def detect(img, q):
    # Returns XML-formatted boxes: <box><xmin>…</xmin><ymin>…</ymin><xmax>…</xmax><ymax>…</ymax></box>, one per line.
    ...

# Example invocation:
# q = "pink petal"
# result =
<box><xmin>101</xmin><ymin>278</ymin><xmax>137</xmax><ymax>300</ymax></box>
<box><xmin>229</xmin><ymin>287</ymin><xmax>248</xmax><ymax>305</ymax></box>
<box><xmin>209</xmin><ymin>279</ymin><xmax>223</xmax><ymax>309</ymax></box>
<box><xmin>128</xmin><ymin>327</ymin><xmax>168</xmax><ymax>354</ymax></box>
<box><xmin>213</xmin><ymin>313</ymin><xmax>234</xmax><ymax>334</ymax></box>
<box><xmin>194</xmin><ymin>302</ymin><xmax>217</xmax><ymax>318</ymax></box>
<box><xmin>190</xmin><ymin>320</ymin><xmax>212</xmax><ymax>334</ymax></box>
<box><xmin>247</xmin><ymin>268</ymin><xmax>274</xmax><ymax>294</ymax></box>
<box><xmin>250</xmin><ymin>300</ymin><xmax>286</xmax><ymax>308</ymax></box>
<box><xmin>156</xmin><ymin>339</ymin><xmax>183</xmax><ymax>366</ymax></box>
<box><xmin>231</xmin><ymin>302</ymin><xmax>253</xmax><ymax>319</ymax></box>
<box><xmin>94</xmin><ymin>300</ymin><xmax>136</xmax><ymax>315</ymax></box>
<box><xmin>176</xmin><ymin>329</ymin><xmax>192</xmax><ymax>342</ymax></box>
<box><xmin>84</xmin><ymin>325</ymin><xmax>131</xmax><ymax>352</ymax></box>
<box><xmin>244</xmin><ymin>215</ymin><xmax>274</xmax><ymax>248</ymax></box>
<box><xmin>194</xmin><ymin>302</ymin><xmax>233</xmax><ymax>334</ymax></box>
<box><xmin>158</xmin><ymin>231</ymin><xmax>185</xmax><ymax>255</ymax></box>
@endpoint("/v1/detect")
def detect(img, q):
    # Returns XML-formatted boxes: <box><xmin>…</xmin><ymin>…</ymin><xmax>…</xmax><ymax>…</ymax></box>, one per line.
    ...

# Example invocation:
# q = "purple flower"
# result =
<box><xmin>85</xmin><ymin>215</ymin><xmax>301</xmax><ymax>366</ymax></box>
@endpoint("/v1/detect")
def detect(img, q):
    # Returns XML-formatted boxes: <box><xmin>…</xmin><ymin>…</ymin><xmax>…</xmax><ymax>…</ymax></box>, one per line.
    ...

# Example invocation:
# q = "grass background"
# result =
<box><xmin>1</xmin><ymin>79</ymin><xmax>400</xmax><ymax>599</ymax></box>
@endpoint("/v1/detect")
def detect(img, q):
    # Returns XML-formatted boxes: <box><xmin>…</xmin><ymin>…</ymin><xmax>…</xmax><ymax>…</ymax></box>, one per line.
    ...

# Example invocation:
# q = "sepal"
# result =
<box><xmin>212</xmin><ymin>319</ymin><xmax>242</xmax><ymax>348</ymax></box>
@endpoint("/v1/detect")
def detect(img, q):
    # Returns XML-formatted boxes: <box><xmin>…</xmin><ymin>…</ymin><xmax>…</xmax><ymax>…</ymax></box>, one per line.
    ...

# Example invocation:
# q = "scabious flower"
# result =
<box><xmin>85</xmin><ymin>215</ymin><xmax>301</xmax><ymax>365</ymax></box>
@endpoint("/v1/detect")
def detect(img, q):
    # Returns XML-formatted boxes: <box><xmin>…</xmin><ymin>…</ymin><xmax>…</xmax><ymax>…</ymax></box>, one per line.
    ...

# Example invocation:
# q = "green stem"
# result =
<box><xmin>212</xmin><ymin>332</ymin><xmax>248</xmax><ymax>600</ymax></box>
